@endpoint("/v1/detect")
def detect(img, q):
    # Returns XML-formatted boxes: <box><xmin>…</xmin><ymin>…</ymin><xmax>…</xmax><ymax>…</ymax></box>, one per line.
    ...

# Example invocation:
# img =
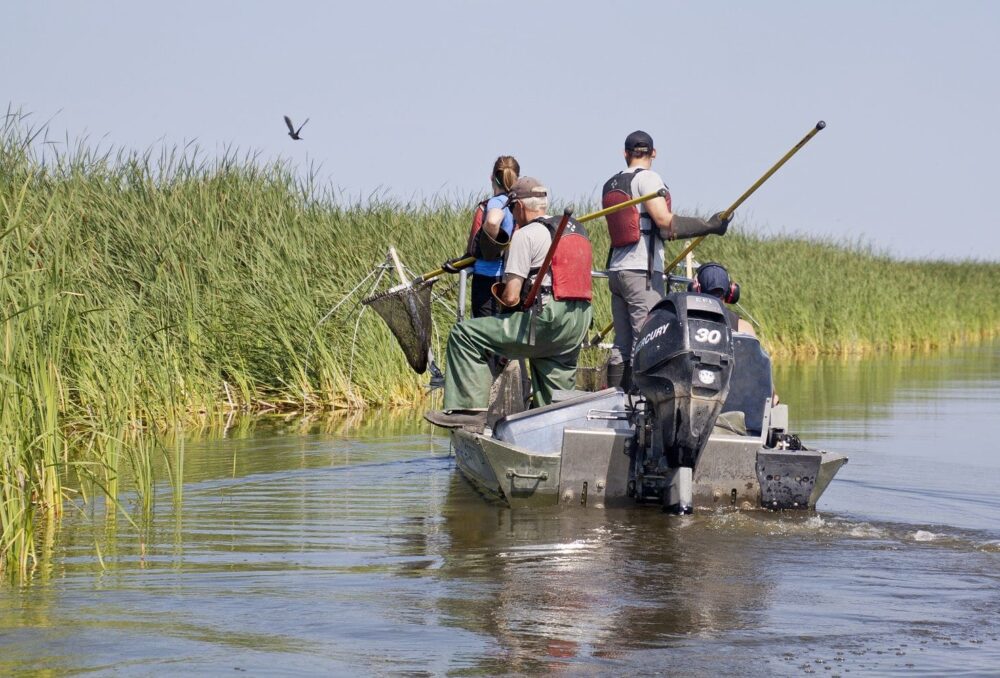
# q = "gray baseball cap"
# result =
<box><xmin>507</xmin><ymin>176</ymin><xmax>548</xmax><ymax>201</ymax></box>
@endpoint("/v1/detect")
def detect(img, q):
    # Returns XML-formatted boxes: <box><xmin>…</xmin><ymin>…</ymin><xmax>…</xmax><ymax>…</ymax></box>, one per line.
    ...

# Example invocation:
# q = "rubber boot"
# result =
<box><xmin>606</xmin><ymin>362</ymin><xmax>625</xmax><ymax>389</ymax></box>
<box><xmin>664</xmin><ymin>466</ymin><xmax>694</xmax><ymax>515</ymax></box>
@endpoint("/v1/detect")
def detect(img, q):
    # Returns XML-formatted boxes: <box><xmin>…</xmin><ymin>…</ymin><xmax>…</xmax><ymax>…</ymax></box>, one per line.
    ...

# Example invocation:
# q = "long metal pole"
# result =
<box><xmin>577</xmin><ymin>188</ymin><xmax>668</xmax><ymax>224</ymax></box>
<box><xmin>588</xmin><ymin>121</ymin><xmax>827</xmax><ymax>346</ymax></box>
<box><xmin>413</xmin><ymin>189</ymin><xmax>668</xmax><ymax>284</ymax></box>
<box><xmin>457</xmin><ymin>268</ymin><xmax>467</xmax><ymax>324</ymax></box>
<box><xmin>663</xmin><ymin>121</ymin><xmax>827</xmax><ymax>275</ymax></box>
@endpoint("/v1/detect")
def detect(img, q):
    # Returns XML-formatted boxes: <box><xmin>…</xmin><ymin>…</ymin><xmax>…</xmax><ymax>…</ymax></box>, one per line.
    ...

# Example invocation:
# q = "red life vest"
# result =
<box><xmin>527</xmin><ymin>216</ymin><xmax>593</xmax><ymax>302</ymax></box>
<box><xmin>465</xmin><ymin>197</ymin><xmax>491</xmax><ymax>258</ymax></box>
<box><xmin>601</xmin><ymin>168</ymin><xmax>672</xmax><ymax>248</ymax></box>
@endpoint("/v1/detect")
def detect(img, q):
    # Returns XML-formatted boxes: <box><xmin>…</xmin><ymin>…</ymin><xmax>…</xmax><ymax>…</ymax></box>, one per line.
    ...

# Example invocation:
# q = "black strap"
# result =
<box><xmin>646</xmin><ymin>221</ymin><xmax>655</xmax><ymax>289</ymax></box>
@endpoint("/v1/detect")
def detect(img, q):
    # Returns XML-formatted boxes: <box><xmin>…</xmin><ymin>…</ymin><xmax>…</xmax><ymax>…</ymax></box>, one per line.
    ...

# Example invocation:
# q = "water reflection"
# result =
<box><xmin>438</xmin><ymin>471</ymin><xmax>781</xmax><ymax>673</ymax></box>
<box><xmin>774</xmin><ymin>341</ymin><xmax>1000</xmax><ymax>428</ymax></box>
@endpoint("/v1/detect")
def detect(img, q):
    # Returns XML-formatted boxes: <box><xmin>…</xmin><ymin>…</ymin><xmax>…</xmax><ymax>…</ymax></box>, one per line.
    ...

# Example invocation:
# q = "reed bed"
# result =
<box><xmin>1</xmin><ymin>111</ymin><xmax>999</xmax><ymax>576</ymax></box>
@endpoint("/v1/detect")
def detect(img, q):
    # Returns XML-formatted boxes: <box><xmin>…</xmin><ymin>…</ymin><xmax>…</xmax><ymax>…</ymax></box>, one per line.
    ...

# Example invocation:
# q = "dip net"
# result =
<box><xmin>361</xmin><ymin>280</ymin><xmax>436</xmax><ymax>374</ymax></box>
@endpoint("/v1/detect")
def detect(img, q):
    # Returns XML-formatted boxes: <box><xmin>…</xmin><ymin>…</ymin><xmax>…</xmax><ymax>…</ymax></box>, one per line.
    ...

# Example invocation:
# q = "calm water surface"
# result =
<box><xmin>2</xmin><ymin>343</ymin><xmax>999</xmax><ymax>675</ymax></box>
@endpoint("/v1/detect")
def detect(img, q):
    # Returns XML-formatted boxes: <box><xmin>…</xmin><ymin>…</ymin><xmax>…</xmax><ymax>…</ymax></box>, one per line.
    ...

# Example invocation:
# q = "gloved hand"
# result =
<box><xmin>669</xmin><ymin>214</ymin><xmax>732</xmax><ymax>240</ymax></box>
<box><xmin>707</xmin><ymin>212</ymin><xmax>732</xmax><ymax>236</ymax></box>
<box><xmin>441</xmin><ymin>257</ymin><xmax>465</xmax><ymax>274</ymax></box>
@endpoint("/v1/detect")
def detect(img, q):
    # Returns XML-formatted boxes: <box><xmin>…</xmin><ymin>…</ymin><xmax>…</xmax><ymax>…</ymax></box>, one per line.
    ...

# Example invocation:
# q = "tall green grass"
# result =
<box><xmin>1</xmin><ymin>111</ymin><xmax>999</xmax><ymax>577</ymax></box>
<box><xmin>688</xmin><ymin>232</ymin><xmax>1000</xmax><ymax>356</ymax></box>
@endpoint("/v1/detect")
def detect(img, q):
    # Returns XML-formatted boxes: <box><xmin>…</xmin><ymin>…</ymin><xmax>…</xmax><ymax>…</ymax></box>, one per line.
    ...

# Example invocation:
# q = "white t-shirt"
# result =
<box><xmin>607</xmin><ymin>168</ymin><xmax>669</xmax><ymax>273</ymax></box>
<box><xmin>504</xmin><ymin>219</ymin><xmax>553</xmax><ymax>288</ymax></box>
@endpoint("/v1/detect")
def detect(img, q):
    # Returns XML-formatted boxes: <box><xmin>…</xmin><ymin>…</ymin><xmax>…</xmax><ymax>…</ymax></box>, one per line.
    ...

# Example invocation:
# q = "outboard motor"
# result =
<box><xmin>631</xmin><ymin>293</ymin><xmax>735</xmax><ymax>513</ymax></box>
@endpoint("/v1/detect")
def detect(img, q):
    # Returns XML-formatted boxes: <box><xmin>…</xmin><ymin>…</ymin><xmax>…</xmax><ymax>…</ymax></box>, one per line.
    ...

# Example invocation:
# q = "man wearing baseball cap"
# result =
<box><xmin>690</xmin><ymin>262</ymin><xmax>756</xmax><ymax>336</ymax></box>
<box><xmin>690</xmin><ymin>262</ymin><xmax>776</xmax><ymax>404</ymax></box>
<box><xmin>425</xmin><ymin>177</ymin><xmax>593</xmax><ymax>431</ymax></box>
<box><xmin>602</xmin><ymin>130</ymin><xmax>731</xmax><ymax>391</ymax></box>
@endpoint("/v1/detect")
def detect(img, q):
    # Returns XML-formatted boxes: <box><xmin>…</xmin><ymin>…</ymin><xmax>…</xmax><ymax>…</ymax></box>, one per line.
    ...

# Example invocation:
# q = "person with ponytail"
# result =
<box><xmin>468</xmin><ymin>155</ymin><xmax>520</xmax><ymax>318</ymax></box>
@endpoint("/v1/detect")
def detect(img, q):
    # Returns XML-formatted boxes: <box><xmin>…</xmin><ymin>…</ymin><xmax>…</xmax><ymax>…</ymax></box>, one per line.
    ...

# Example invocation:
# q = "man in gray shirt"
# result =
<box><xmin>604</xmin><ymin>130</ymin><xmax>730</xmax><ymax>390</ymax></box>
<box><xmin>425</xmin><ymin>177</ymin><xmax>593</xmax><ymax>431</ymax></box>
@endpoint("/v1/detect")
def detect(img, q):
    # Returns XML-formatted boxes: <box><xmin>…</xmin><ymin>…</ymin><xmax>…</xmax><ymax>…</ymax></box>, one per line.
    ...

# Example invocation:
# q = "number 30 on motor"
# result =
<box><xmin>693</xmin><ymin>327</ymin><xmax>722</xmax><ymax>344</ymax></box>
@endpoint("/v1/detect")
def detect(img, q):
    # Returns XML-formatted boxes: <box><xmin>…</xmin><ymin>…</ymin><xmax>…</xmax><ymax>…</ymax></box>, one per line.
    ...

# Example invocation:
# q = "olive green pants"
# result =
<box><xmin>443</xmin><ymin>300</ymin><xmax>592</xmax><ymax>410</ymax></box>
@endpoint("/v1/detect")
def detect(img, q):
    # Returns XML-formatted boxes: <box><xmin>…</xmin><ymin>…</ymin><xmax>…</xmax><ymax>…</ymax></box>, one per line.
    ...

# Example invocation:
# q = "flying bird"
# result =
<box><xmin>284</xmin><ymin>115</ymin><xmax>309</xmax><ymax>140</ymax></box>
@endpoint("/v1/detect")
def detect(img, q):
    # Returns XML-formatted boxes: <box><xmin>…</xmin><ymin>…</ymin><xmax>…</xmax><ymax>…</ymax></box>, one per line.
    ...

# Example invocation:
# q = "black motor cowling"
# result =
<box><xmin>632</xmin><ymin>293</ymin><xmax>735</xmax><ymax>471</ymax></box>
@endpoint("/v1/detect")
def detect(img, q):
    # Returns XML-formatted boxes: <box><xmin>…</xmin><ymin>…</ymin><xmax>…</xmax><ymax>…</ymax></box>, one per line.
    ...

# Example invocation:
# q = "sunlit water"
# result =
<box><xmin>2</xmin><ymin>343</ymin><xmax>999</xmax><ymax>675</ymax></box>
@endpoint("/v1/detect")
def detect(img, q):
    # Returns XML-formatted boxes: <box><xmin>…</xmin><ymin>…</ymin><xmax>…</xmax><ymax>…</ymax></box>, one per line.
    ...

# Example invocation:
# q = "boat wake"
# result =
<box><xmin>704</xmin><ymin>509</ymin><xmax>1000</xmax><ymax>554</ymax></box>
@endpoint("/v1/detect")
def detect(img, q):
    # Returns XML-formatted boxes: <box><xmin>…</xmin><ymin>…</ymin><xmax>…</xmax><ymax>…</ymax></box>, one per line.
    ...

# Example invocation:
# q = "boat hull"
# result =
<box><xmin>451</xmin><ymin>397</ymin><xmax>847</xmax><ymax>511</ymax></box>
<box><xmin>450</xmin><ymin>333</ymin><xmax>847</xmax><ymax>512</ymax></box>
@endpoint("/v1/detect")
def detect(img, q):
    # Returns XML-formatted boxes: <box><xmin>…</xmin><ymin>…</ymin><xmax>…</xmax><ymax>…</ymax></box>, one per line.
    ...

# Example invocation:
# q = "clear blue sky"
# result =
<box><xmin>4</xmin><ymin>0</ymin><xmax>998</xmax><ymax>260</ymax></box>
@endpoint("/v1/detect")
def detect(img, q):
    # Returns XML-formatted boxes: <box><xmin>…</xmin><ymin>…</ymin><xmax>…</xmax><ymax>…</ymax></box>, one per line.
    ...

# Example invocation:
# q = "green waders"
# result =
<box><xmin>443</xmin><ymin>299</ymin><xmax>593</xmax><ymax>410</ymax></box>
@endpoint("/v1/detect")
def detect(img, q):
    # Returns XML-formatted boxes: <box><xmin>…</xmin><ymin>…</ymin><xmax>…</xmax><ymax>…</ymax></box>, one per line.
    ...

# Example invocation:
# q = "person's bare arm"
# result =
<box><xmin>483</xmin><ymin>208</ymin><xmax>506</xmax><ymax>239</ymax></box>
<box><xmin>499</xmin><ymin>273</ymin><xmax>524</xmax><ymax>308</ymax></box>
<box><xmin>643</xmin><ymin>195</ymin><xmax>674</xmax><ymax>239</ymax></box>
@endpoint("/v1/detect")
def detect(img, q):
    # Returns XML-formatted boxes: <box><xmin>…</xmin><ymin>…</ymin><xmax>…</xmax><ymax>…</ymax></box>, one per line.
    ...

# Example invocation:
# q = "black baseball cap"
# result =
<box><xmin>696</xmin><ymin>263</ymin><xmax>731</xmax><ymax>295</ymax></box>
<box><xmin>625</xmin><ymin>130</ymin><xmax>654</xmax><ymax>153</ymax></box>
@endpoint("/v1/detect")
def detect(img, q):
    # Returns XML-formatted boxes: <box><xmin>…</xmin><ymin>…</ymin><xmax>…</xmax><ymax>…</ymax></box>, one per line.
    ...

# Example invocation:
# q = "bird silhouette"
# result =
<box><xmin>284</xmin><ymin>115</ymin><xmax>309</xmax><ymax>140</ymax></box>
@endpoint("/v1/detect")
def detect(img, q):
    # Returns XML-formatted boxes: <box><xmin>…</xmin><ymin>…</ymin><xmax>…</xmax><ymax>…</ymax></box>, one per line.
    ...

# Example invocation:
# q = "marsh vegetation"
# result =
<box><xmin>2</xmin><ymin>112</ymin><xmax>998</xmax><ymax>577</ymax></box>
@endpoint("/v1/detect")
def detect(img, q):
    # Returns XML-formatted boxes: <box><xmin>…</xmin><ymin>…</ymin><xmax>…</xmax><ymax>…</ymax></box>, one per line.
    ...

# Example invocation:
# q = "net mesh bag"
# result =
<box><xmin>362</xmin><ymin>280</ymin><xmax>435</xmax><ymax>374</ymax></box>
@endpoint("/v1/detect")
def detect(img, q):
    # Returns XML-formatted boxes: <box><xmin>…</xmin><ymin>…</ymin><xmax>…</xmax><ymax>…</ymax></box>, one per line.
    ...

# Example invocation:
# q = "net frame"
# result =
<box><xmin>361</xmin><ymin>279</ymin><xmax>436</xmax><ymax>374</ymax></box>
